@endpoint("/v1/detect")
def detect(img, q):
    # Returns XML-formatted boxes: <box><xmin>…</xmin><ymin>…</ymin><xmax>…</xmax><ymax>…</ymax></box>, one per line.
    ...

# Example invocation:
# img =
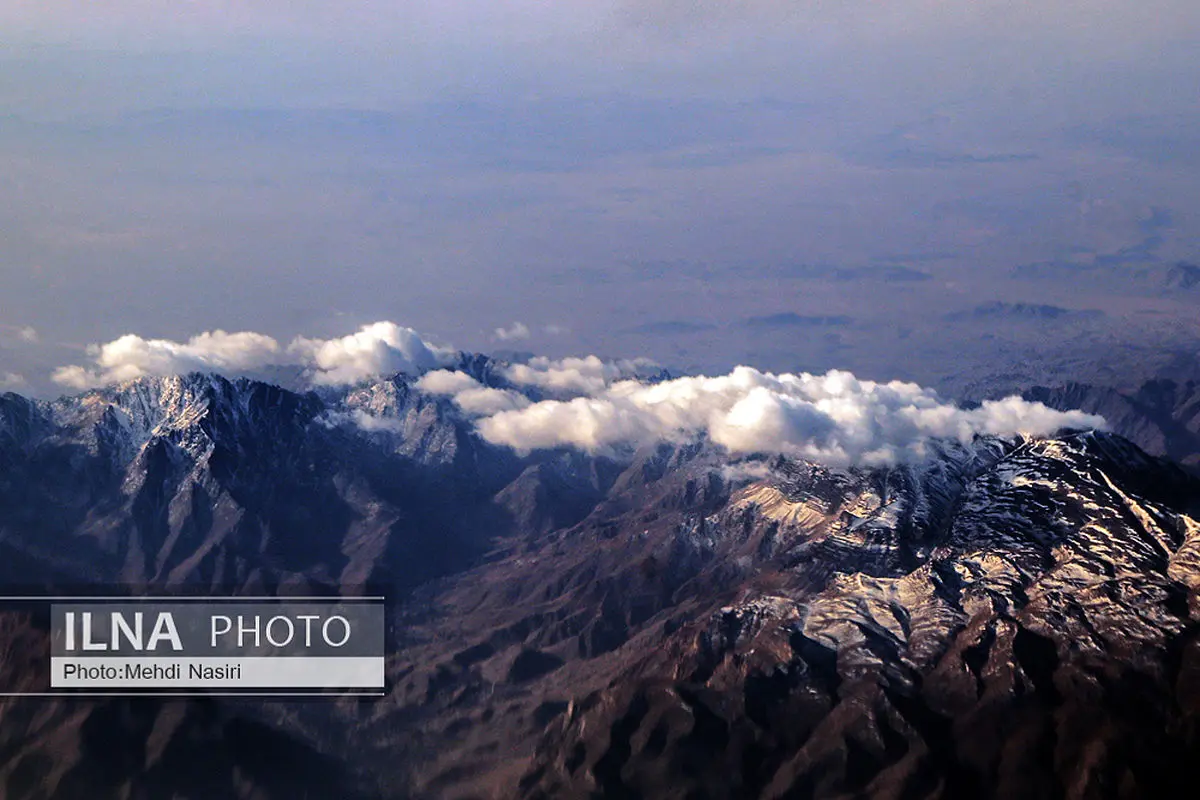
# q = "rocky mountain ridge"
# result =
<box><xmin>1020</xmin><ymin>378</ymin><xmax>1200</xmax><ymax>471</ymax></box>
<box><xmin>0</xmin><ymin>369</ymin><xmax>1197</xmax><ymax>797</ymax></box>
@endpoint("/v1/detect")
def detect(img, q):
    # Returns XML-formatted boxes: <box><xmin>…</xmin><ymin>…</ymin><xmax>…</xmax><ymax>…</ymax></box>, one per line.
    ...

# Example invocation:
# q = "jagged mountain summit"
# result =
<box><xmin>0</xmin><ymin>370</ymin><xmax>1197</xmax><ymax>798</ymax></box>
<box><xmin>1021</xmin><ymin>378</ymin><xmax>1200</xmax><ymax>472</ymax></box>
<box><xmin>0</xmin><ymin>368</ymin><xmax>529</xmax><ymax>592</ymax></box>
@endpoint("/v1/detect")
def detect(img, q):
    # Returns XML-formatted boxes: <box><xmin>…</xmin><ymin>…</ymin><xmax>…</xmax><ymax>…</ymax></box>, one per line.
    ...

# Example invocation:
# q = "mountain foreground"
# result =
<box><xmin>0</xmin><ymin>370</ymin><xmax>1197</xmax><ymax>798</ymax></box>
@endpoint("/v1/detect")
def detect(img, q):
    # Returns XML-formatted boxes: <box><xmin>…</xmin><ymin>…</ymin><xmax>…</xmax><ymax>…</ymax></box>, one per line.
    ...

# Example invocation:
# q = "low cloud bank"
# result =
<box><xmin>501</xmin><ymin>355</ymin><xmax>661</xmax><ymax>395</ymax></box>
<box><xmin>53</xmin><ymin>322</ymin><xmax>454</xmax><ymax>389</ymax></box>
<box><xmin>416</xmin><ymin>370</ymin><xmax>531</xmax><ymax>415</ymax></box>
<box><xmin>48</xmin><ymin>325</ymin><xmax>1105</xmax><ymax>466</ymax></box>
<box><xmin>471</xmin><ymin>367</ymin><xmax>1106</xmax><ymax>466</ymax></box>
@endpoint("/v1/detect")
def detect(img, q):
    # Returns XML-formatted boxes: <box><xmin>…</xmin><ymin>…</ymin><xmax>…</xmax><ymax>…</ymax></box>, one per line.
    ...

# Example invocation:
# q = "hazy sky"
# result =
<box><xmin>2</xmin><ymin>0</ymin><xmax>1198</xmax><ymax>394</ymax></box>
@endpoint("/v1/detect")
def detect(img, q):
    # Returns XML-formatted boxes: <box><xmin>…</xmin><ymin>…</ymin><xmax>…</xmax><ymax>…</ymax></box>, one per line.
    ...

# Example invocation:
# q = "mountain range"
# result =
<box><xmin>0</xmin><ymin>362</ymin><xmax>1198</xmax><ymax>797</ymax></box>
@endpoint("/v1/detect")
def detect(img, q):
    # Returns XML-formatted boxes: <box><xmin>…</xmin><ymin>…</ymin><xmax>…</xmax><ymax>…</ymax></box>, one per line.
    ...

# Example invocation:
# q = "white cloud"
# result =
<box><xmin>288</xmin><ymin>322</ymin><xmax>455</xmax><ymax>386</ymax></box>
<box><xmin>0</xmin><ymin>372</ymin><xmax>27</xmax><ymax>390</ymax></box>
<box><xmin>544</xmin><ymin>324</ymin><xmax>569</xmax><ymax>336</ymax></box>
<box><xmin>45</xmin><ymin>326</ymin><xmax>1106</xmax><ymax>468</ymax></box>
<box><xmin>493</xmin><ymin>322</ymin><xmax>531</xmax><ymax>342</ymax></box>
<box><xmin>453</xmin><ymin>386</ymin><xmax>532</xmax><ymax>416</ymax></box>
<box><xmin>51</xmin><ymin>321</ymin><xmax>455</xmax><ymax>390</ymax></box>
<box><xmin>502</xmin><ymin>355</ymin><xmax>660</xmax><ymax>395</ymax></box>
<box><xmin>416</xmin><ymin>369</ymin><xmax>483</xmax><ymax>396</ymax></box>
<box><xmin>416</xmin><ymin>369</ymin><xmax>531</xmax><ymax>416</ymax></box>
<box><xmin>17</xmin><ymin>327</ymin><xmax>38</xmax><ymax>344</ymax></box>
<box><xmin>475</xmin><ymin>366</ymin><xmax>1106</xmax><ymax>465</ymax></box>
<box><xmin>52</xmin><ymin>330</ymin><xmax>283</xmax><ymax>390</ymax></box>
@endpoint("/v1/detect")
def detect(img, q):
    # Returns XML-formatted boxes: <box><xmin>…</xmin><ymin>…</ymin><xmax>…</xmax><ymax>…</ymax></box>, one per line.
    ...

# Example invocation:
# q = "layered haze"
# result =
<box><xmin>2</xmin><ymin>1</ymin><xmax>1199</xmax><ymax>398</ymax></box>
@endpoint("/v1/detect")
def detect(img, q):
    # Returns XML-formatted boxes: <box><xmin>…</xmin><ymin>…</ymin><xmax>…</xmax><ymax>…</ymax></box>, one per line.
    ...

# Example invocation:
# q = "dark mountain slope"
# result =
<box><xmin>0</xmin><ymin>375</ymin><xmax>1197</xmax><ymax>798</ymax></box>
<box><xmin>518</xmin><ymin>433</ymin><xmax>1200</xmax><ymax>798</ymax></box>
<box><xmin>1023</xmin><ymin>379</ymin><xmax>1200</xmax><ymax>470</ymax></box>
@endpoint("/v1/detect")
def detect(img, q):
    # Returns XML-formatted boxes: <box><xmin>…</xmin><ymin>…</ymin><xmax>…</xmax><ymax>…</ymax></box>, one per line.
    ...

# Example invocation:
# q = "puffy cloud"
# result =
<box><xmin>502</xmin><ymin>355</ymin><xmax>660</xmax><ymax>395</ymax></box>
<box><xmin>17</xmin><ymin>327</ymin><xmax>38</xmax><ymax>344</ymax></box>
<box><xmin>493</xmin><ymin>322</ymin><xmax>531</xmax><ymax>342</ymax></box>
<box><xmin>46</xmin><ymin>325</ymin><xmax>1106</xmax><ymax>468</ymax></box>
<box><xmin>416</xmin><ymin>369</ymin><xmax>483</xmax><ymax>396</ymax></box>
<box><xmin>416</xmin><ymin>369</ymin><xmax>531</xmax><ymax>416</ymax></box>
<box><xmin>448</xmin><ymin>386</ymin><xmax>532</xmax><ymax>416</ymax></box>
<box><xmin>52</xmin><ymin>330</ymin><xmax>283</xmax><ymax>389</ymax></box>
<box><xmin>52</xmin><ymin>321</ymin><xmax>455</xmax><ymax>390</ymax></box>
<box><xmin>475</xmin><ymin>366</ymin><xmax>1106</xmax><ymax>465</ymax></box>
<box><xmin>0</xmin><ymin>372</ymin><xmax>27</xmax><ymax>390</ymax></box>
<box><xmin>288</xmin><ymin>322</ymin><xmax>455</xmax><ymax>386</ymax></box>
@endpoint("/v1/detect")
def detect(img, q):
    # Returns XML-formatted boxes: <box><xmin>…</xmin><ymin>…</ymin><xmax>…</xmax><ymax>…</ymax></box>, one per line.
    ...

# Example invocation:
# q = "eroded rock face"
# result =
<box><xmin>2</xmin><ymin>373</ymin><xmax>1199</xmax><ymax>798</ymax></box>
<box><xmin>518</xmin><ymin>433</ymin><xmax>1200</xmax><ymax>799</ymax></box>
